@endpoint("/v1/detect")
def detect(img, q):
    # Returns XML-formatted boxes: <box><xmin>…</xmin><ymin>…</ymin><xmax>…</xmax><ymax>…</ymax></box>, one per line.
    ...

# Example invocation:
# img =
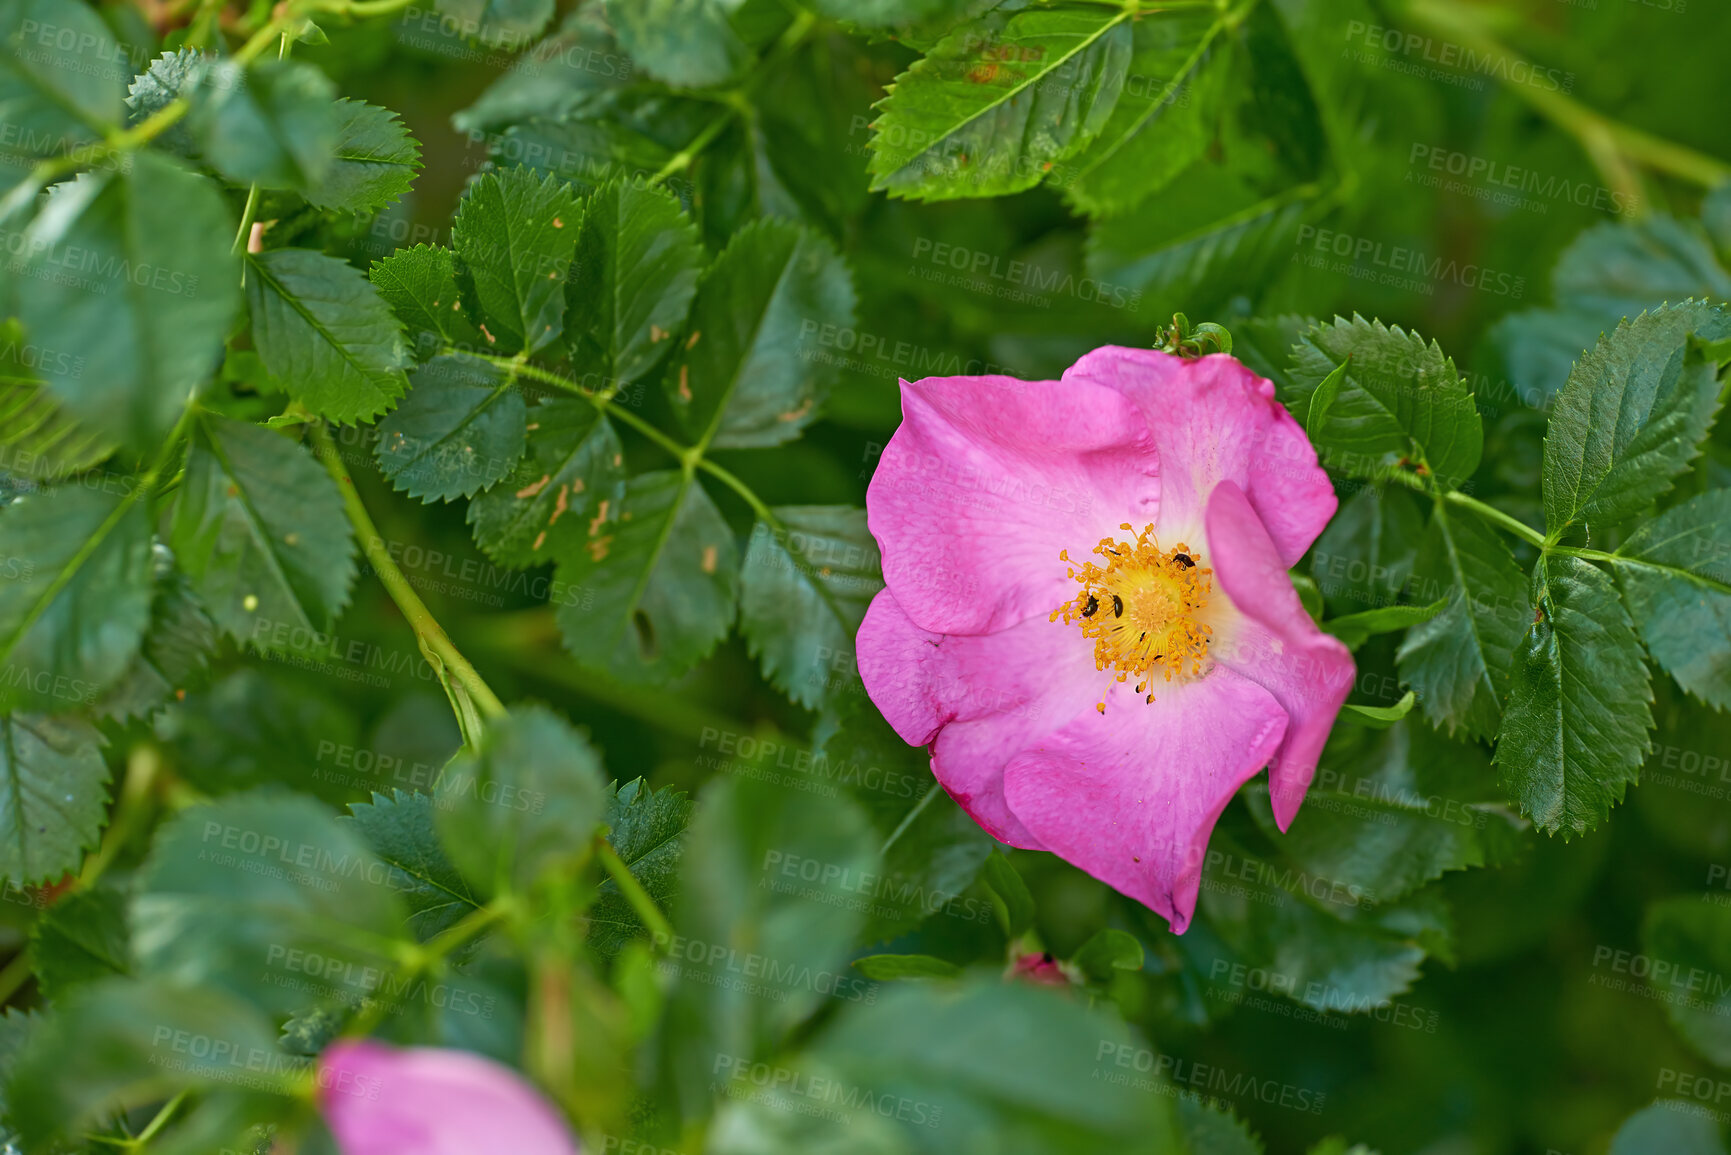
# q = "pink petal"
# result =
<box><xmin>319</xmin><ymin>1040</ymin><xmax>579</xmax><ymax>1155</ymax></box>
<box><xmin>1062</xmin><ymin>348</ymin><xmax>1335</xmax><ymax>564</ymax></box>
<box><xmin>858</xmin><ymin>587</ymin><xmax>1100</xmax><ymax>848</ymax></box>
<box><xmin>1204</xmin><ymin>481</ymin><xmax>1355</xmax><ymax>830</ymax></box>
<box><xmin>867</xmin><ymin>372</ymin><xmax>1158</xmax><ymax>636</ymax></box>
<box><xmin>1001</xmin><ymin>669</ymin><xmax>1289</xmax><ymax>934</ymax></box>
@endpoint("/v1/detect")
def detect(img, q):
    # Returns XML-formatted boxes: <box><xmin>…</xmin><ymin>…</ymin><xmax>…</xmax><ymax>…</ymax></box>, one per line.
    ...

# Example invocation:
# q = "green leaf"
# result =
<box><xmin>1249</xmin><ymin>725</ymin><xmax>1520</xmax><ymax>903</ymax></box>
<box><xmin>1305</xmin><ymin>356</ymin><xmax>1349</xmax><ymax>441</ymax></box>
<box><xmin>740</xmin><ymin>506</ymin><xmax>882</xmax><ymax>710</ymax></box>
<box><xmin>131</xmin><ymin>791</ymin><xmax>409</xmax><ymax>1015</ymax></box>
<box><xmin>0</xmin><ymin>319</ymin><xmax>115</xmax><ymax>481</ymax></box>
<box><xmin>376</xmin><ymin>353</ymin><xmax>527</xmax><ymax>503</ymax></box>
<box><xmin>301</xmin><ymin>98</ymin><xmax>421</xmax><ymax>214</ymax></box>
<box><xmin>1196</xmin><ymin>836</ymin><xmax>1451</xmax><ymax>1014</ymax></box>
<box><xmin>761</xmin><ymin>980</ymin><xmax>1184</xmax><ymax>1154</ymax></box>
<box><xmin>1309</xmin><ymin>485</ymin><xmax>1425</xmax><ymax>615</ymax></box>
<box><xmin>246</xmin><ymin>248</ymin><xmax>412</xmax><ymax>424</ymax></box>
<box><xmin>810</xmin><ymin>0</ymin><xmax>961</xmax><ymax>27</ymax></box>
<box><xmin>188</xmin><ymin>58</ymin><xmax>337</xmax><ymax>191</ymax></box>
<box><xmin>589</xmin><ymin>777</ymin><xmax>693</xmax><ymax>955</ymax></box>
<box><xmin>0</xmin><ymin>1007</ymin><xmax>39</xmax><ymax>1148</ymax></box>
<box><xmin>453</xmin><ymin>6</ymin><xmax>635</xmax><ymax>135</ymax></box>
<box><xmin>344</xmin><ymin>789</ymin><xmax>480</xmax><ymax>942</ymax></box>
<box><xmin>667</xmin><ymin>218</ymin><xmax>854</xmax><ymax>448</ymax></box>
<box><xmin>604</xmin><ymin>0</ymin><xmax>749</xmax><ymax>89</ymax></box>
<box><xmin>1287</xmin><ymin>315</ymin><xmax>1483</xmax><ymax>486</ymax></box>
<box><xmin>1542</xmin><ymin>302</ymin><xmax>1730</xmax><ymax>538</ymax></box>
<box><xmin>1340</xmin><ymin>691</ymin><xmax>1416</xmax><ymax>729</ymax></box>
<box><xmin>96</xmin><ymin>554</ymin><xmax>217</xmax><ymax>722</ymax></box>
<box><xmin>1395</xmin><ymin>503</ymin><xmax>1531</xmax><ymax>740</ymax></box>
<box><xmin>553</xmin><ymin>470</ymin><xmax>739</xmax><ymax>684</ymax></box>
<box><xmin>452</xmin><ymin>166</ymin><xmax>580</xmax><ymax>356</ymax></box>
<box><xmin>1609</xmin><ymin>1102</ymin><xmax>1728</xmax><ymax>1155</ymax></box>
<box><xmin>1611</xmin><ymin>490</ymin><xmax>1731</xmax><ymax>710</ymax></box>
<box><xmin>0</xmin><ymin>0</ymin><xmax>125</xmax><ymax>150</ymax></box>
<box><xmin>1321</xmin><ymin>602</ymin><xmax>1443</xmax><ymax>652</ymax></box>
<box><xmin>467</xmin><ymin>397</ymin><xmax>624</xmax><ymax>569</ymax></box>
<box><xmin>1643</xmin><ymin>895</ymin><xmax>1731</xmax><ymax>1067</ymax></box>
<box><xmin>158</xmin><ymin>667</ymin><xmax>359</xmax><ymax>803</ymax></box>
<box><xmin>852</xmin><ymin>953</ymin><xmax>962</xmax><ymax>981</ymax></box>
<box><xmin>8</xmin><ymin>154</ymin><xmax>239</xmax><ymax>451</ymax></box>
<box><xmin>566</xmin><ymin>178</ymin><xmax>703</xmax><ymax>392</ymax></box>
<box><xmin>487</xmin><ymin>116</ymin><xmax>675</xmax><ymax>193</ymax></box>
<box><xmin>369</xmin><ymin>243</ymin><xmax>481</xmax><ymax>358</ymax></box>
<box><xmin>867</xmin><ymin>4</ymin><xmax>1133</xmax><ymax>201</ymax></box>
<box><xmin>656</xmin><ymin>772</ymin><xmax>878</xmax><ymax>1120</ymax></box>
<box><xmin>436</xmin><ymin>0</ymin><xmax>556</xmax><ymax>48</ymax></box>
<box><xmin>0</xmin><ymin>485</ymin><xmax>153</xmax><ymax>713</ymax></box>
<box><xmin>433</xmin><ymin>705</ymin><xmax>608</xmax><ymax>898</ymax></box>
<box><xmin>4</xmin><ymin>978</ymin><xmax>286</xmax><ymax>1149</ymax></box>
<box><xmin>125</xmin><ymin>48</ymin><xmax>204</xmax><ymax>152</ymax></box>
<box><xmin>820</xmin><ymin>695</ymin><xmax>993</xmax><ymax>944</ymax></box>
<box><xmin>169</xmin><ymin>415</ymin><xmax>356</xmax><ymax>653</ymax></box>
<box><xmin>29</xmin><ymin>884</ymin><xmax>129</xmax><ymax>998</ymax></box>
<box><xmin>1180</xmin><ymin>1099</ymin><xmax>1265</xmax><ymax>1155</ymax></box>
<box><xmin>0</xmin><ymin>714</ymin><xmax>110</xmax><ymax>885</ymax></box>
<box><xmin>1056</xmin><ymin>7</ymin><xmax>1234</xmax><ymax>216</ymax></box>
<box><xmin>1086</xmin><ymin>183</ymin><xmax>1315</xmax><ymax>315</ymax></box>
<box><xmin>982</xmin><ymin>852</ymin><xmax>1034</xmax><ymax>940</ymax></box>
<box><xmin>1496</xmin><ymin>555</ymin><xmax>1653</xmax><ymax>836</ymax></box>
<box><xmin>1071</xmin><ymin>928</ymin><xmax>1143</xmax><ymax>982</ymax></box>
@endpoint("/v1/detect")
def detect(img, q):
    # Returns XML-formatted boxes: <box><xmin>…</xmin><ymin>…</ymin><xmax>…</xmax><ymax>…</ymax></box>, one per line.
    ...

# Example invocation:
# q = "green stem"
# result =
<box><xmin>130</xmin><ymin>1090</ymin><xmax>188</xmax><ymax>1147</ymax></box>
<box><xmin>595</xmin><ymin>837</ymin><xmax>674</xmax><ymax>948</ymax></box>
<box><xmin>231</xmin><ymin>184</ymin><xmax>262</xmax><ymax>256</ymax></box>
<box><xmin>1550</xmin><ymin>545</ymin><xmax>1620</xmax><ymax>565</ymax></box>
<box><xmin>78</xmin><ymin>744</ymin><xmax>162</xmax><ymax>889</ymax></box>
<box><xmin>307</xmin><ymin>422</ymin><xmax>507</xmax><ymax>721</ymax></box>
<box><xmin>651</xmin><ymin>109</ymin><xmax>738</xmax><ymax>185</ymax></box>
<box><xmin>1442</xmin><ymin>490</ymin><xmax>1546</xmax><ymax>548</ymax></box>
<box><xmin>0</xmin><ymin>949</ymin><xmax>32</xmax><ymax>1006</ymax></box>
<box><xmin>342</xmin><ymin>899</ymin><xmax>511</xmax><ymax>1041</ymax></box>
<box><xmin>697</xmin><ymin>458</ymin><xmax>775</xmax><ymax>523</ymax></box>
<box><xmin>1402</xmin><ymin>0</ymin><xmax>1731</xmax><ymax>192</ymax></box>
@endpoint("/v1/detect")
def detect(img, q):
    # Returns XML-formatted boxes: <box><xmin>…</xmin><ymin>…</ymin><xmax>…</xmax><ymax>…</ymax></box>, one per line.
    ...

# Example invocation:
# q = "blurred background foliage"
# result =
<box><xmin>5</xmin><ymin>0</ymin><xmax>1731</xmax><ymax>1151</ymax></box>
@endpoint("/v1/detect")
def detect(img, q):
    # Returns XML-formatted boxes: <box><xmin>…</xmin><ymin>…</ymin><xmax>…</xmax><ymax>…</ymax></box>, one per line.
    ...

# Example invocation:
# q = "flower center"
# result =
<box><xmin>1049</xmin><ymin>523</ymin><xmax>1213</xmax><ymax>714</ymax></box>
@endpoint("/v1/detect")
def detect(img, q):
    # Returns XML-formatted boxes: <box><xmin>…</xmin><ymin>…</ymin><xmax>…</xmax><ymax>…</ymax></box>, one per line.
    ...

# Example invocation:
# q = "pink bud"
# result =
<box><xmin>319</xmin><ymin>1040</ymin><xmax>580</xmax><ymax>1155</ymax></box>
<box><xmin>1011</xmin><ymin>952</ymin><xmax>1070</xmax><ymax>986</ymax></box>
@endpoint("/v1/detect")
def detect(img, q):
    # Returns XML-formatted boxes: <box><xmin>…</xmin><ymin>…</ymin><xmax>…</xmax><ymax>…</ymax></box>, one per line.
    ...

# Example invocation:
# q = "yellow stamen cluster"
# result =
<box><xmin>1049</xmin><ymin>523</ymin><xmax>1213</xmax><ymax>714</ymax></box>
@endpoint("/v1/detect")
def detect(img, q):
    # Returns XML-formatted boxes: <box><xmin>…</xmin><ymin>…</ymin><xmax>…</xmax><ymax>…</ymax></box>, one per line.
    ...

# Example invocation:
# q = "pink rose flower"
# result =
<box><xmin>319</xmin><ymin>1040</ymin><xmax>580</xmax><ymax>1155</ymax></box>
<box><xmin>857</xmin><ymin>347</ymin><xmax>1354</xmax><ymax>933</ymax></box>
